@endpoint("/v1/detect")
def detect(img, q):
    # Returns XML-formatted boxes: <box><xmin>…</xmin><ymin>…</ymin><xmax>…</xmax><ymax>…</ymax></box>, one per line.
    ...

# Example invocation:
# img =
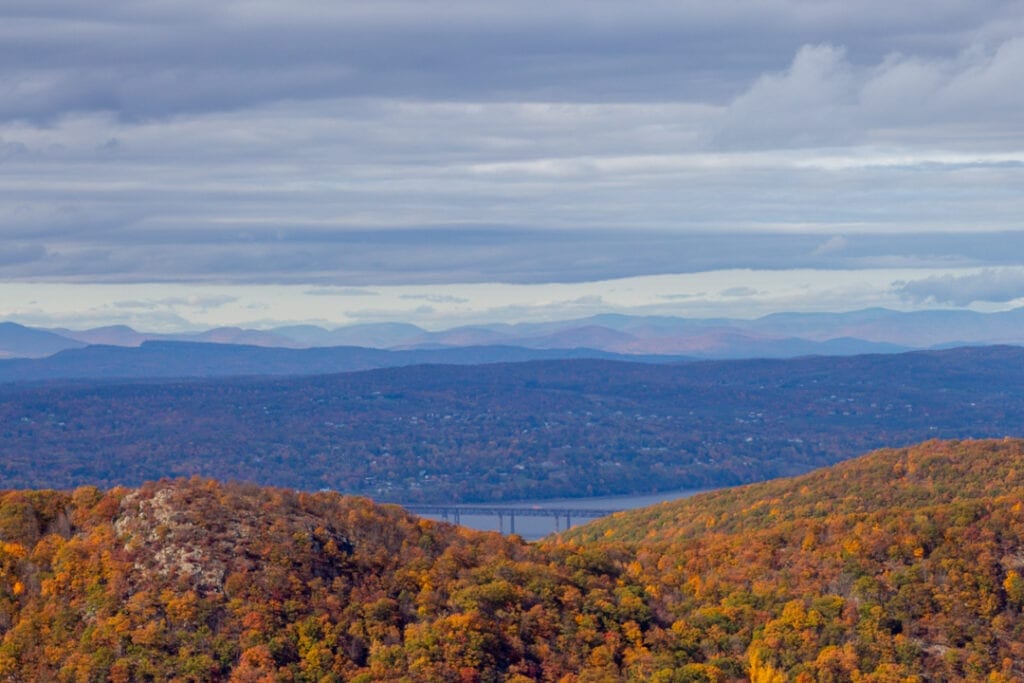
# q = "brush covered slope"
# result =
<box><xmin>0</xmin><ymin>440</ymin><xmax>1022</xmax><ymax>681</ymax></box>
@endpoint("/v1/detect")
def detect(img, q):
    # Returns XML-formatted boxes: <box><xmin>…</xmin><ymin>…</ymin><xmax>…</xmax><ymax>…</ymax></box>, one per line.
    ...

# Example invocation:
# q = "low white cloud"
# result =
<box><xmin>399</xmin><ymin>294</ymin><xmax>470</xmax><ymax>304</ymax></box>
<box><xmin>112</xmin><ymin>295</ymin><xmax>238</xmax><ymax>312</ymax></box>
<box><xmin>7</xmin><ymin>268</ymin><xmax>1024</xmax><ymax>332</ymax></box>
<box><xmin>303</xmin><ymin>287</ymin><xmax>380</xmax><ymax>297</ymax></box>
<box><xmin>894</xmin><ymin>268</ymin><xmax>1024</xmax><ymax>305</ymax></box>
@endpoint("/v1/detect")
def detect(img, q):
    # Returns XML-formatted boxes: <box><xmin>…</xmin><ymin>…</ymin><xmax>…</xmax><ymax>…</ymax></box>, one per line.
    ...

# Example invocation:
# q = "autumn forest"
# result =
<box><xmin>0</xmin><ymin>439</ymin><xmax>1022</xmax><ymax>680</ymax></box>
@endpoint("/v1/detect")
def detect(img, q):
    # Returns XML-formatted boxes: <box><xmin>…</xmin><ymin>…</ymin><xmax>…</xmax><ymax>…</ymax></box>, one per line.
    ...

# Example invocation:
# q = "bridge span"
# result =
<box><xmin>403</xmin><ymin>505</ymin><xmax>623</xmax><ymax>535</ymax></box>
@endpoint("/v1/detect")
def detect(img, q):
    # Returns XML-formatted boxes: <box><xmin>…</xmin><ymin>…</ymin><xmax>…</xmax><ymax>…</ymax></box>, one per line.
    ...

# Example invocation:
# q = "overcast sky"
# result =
<box><xmin>2</xmin><ymin>0</ymin><xmax>1023</xmax><ymax>330</ymax></box>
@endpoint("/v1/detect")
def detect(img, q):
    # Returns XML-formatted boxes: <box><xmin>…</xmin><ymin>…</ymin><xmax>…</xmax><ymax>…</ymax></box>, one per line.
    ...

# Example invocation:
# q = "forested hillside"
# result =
<box><xmin>1</xmin><ymin>346</ymin><xmax>1023</xmax><ymax>501</ymax></box>
<box><xmin>563</xmin><ymin>438</ymin><xmax>1024</xmax><ymax>679</ymax></box>
<box><xmin>0</xmin><ymin>439</ymin><xmax>1023</xmax><ymax>680</ymax></box>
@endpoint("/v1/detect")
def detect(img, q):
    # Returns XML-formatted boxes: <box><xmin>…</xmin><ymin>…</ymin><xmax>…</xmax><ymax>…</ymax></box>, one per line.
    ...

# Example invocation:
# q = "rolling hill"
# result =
<box><xmin>555</xmin><ymin>437</ymin><xmax>1024</xmax><ymax>680</ymax></box>
<box><xmin>0</xmin><ymin>341</ymin><xmax>683</xmax><ymax>383</ymax></box>
<box><xmin>0</xmin><ymin>439</ymin><xmax>1022</xmax><ymax>679</ymax></box>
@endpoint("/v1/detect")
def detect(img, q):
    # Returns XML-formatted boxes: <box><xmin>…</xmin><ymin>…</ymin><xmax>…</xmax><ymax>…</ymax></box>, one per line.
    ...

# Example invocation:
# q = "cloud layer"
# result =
<box><xmin>0</xmin><ymin>1</ymin><xmax>1022</xmax><ymax>291</ymax></box>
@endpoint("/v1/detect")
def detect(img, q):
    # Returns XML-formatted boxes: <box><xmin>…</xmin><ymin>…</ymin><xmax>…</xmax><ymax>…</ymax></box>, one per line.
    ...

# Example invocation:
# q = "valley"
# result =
<box><xmin>1</xmin><ymin>345</ymin><xmax>1021</xmax><ymax>502</ymax></box>
<box><xmin>4</xmin><ymin>3</ymin><xmax>1019</xmax><ymax>679</ymax></box>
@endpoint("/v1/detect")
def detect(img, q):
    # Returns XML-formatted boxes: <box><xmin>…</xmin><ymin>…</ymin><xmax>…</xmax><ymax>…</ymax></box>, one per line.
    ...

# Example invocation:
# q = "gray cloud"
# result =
<box><xmin>0</xmin><ymin>1</ymin><xmax>1022</xmax><ymax>291</ymax></box>
<box><xmin>2</xmin><ymin>229</ymin><xmax>1024</xmax><ymax>286</ymax></box>
<box><xmin>715</xmin><ymin>37</ymin><xmax>1024</xmax><ymax>149</ymax></box>
<box><xmin>0</xmin><ymin>244</ymin><xmax>46</xmax><ymax>266</ymax></box>
<box><xmin>1</xmin><ymin>1</ymin><xmax>1018</xmax><ymax>121</ymax></box>
<box><xmin>894</xmin><ymin>268</ymin><xmax>1024</xmax><ymax>306</ymax></box>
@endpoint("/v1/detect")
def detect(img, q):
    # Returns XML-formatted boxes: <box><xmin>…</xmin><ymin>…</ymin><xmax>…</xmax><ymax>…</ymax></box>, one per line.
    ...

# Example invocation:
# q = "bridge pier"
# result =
<box><xmin>401</xmin><ymin>504</ymin><xmax>622</xmax><ymax>536</ymax></box>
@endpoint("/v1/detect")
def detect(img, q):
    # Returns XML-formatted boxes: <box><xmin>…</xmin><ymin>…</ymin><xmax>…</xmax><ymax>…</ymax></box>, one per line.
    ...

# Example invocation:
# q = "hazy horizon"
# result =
<box><xmin>5</xmin><ymin>267</ymin><xmax>1024</xmax><ymax>333</ymax></box>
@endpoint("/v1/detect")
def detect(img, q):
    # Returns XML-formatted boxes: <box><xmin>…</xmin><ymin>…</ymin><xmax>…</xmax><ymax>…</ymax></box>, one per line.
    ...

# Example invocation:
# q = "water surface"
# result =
<box><xmin>412</xmin><ymin>488</ymin><xmax>707</xmax><ymax>541</ymax></box>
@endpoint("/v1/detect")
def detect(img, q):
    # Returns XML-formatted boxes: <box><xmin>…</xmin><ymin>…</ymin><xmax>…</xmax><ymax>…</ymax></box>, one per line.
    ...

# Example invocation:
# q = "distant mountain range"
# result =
<box><xmin>4</xmin><ymin>307</ymin><xmax>1024</xmax><ymax>363</ymax></box>
<box><xmin>0</xmin><ymin>341</ymin><xmax>685</xmax><ymax>383</ymax></box>
<box><xmin>0</xmin><ymin>322</ymin><xmax>87</xmax><ymax>359</ymax></box>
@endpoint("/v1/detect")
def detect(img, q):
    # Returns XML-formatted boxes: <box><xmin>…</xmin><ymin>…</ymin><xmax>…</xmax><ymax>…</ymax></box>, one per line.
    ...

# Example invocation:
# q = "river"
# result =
<box><xmin>410</xmin><ymin>488</ymin><xmax>708</xmax><ymax>541</ymax></box>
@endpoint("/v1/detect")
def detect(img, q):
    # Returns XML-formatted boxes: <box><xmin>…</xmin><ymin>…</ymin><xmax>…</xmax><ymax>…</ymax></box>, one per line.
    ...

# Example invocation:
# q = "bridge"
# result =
<box><xmin>402</xmin><ymin>505</ymin><xmax>623</xmax><ymax>535</ymax></box>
